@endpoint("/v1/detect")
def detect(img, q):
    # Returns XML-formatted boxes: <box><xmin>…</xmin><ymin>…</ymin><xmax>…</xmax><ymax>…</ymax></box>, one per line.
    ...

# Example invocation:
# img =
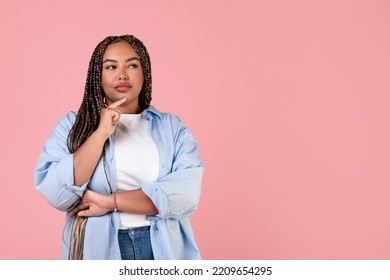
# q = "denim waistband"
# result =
<box><xmin>118</xmin><ymin>226</ymin><xmax>151</xmax><ymax>238</ymax></box>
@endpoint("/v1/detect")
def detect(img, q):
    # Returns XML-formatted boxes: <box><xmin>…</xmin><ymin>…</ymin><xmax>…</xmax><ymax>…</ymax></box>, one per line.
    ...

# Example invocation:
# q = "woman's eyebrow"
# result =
<box><xmin>103</xmin><ymin>57</ymin><xmax>140</xmax><ymax>64</ymax></box>
<box><xmin>126</xmin><ymin>57</ymin><xmax>140</xmax><ymax>63</ymax></box>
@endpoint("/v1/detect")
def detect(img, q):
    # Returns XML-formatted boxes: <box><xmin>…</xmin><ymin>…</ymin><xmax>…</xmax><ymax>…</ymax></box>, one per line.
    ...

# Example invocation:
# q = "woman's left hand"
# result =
<box><xmin>69</xmin><ymin>189</ymin><xmax>112</xmax><ymax>217</ymax></box>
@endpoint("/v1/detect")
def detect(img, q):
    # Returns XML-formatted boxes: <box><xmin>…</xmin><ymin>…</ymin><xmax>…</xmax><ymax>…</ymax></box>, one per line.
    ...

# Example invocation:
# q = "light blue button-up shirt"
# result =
<box><xmin>34</xmin><ymin>105</ymin><xmax>204</xmax><ymax>259</ymax></box>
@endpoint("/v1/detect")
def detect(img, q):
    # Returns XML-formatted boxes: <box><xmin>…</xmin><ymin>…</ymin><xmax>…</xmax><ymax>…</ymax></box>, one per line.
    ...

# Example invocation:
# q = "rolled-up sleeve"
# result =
<box><xmin>142</xmin><ymin>117</ymin><xmax>204</xmax><ymax>220</ymax></box>
<box><xmin>34</xmin><ymin>112</ymin><xmax>88</xmax><ymax>212</ymax></box>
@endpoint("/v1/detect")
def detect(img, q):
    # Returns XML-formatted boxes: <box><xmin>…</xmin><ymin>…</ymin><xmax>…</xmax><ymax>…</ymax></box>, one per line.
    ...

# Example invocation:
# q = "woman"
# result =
<box><xmin>34</xmin><ymin>35</ymin><xmax>204</xmax><ymax>260</ymax></box>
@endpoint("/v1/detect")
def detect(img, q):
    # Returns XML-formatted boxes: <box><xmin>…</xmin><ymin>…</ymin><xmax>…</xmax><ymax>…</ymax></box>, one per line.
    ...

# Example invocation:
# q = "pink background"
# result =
<box><xmin>1</xmin><ymin>0</ymin><xmax>390</xmax><ymax>259</ymax></box>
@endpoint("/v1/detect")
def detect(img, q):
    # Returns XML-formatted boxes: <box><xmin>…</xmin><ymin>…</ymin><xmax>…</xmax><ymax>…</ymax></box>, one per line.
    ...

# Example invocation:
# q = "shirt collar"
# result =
<box><xmin>141</xmin><ymin>105</ymin><xmax>162</xmax><ymax>120</ymax></box>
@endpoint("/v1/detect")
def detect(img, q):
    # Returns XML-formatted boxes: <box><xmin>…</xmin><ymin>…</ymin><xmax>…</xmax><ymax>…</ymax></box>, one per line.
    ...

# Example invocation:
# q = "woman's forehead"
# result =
<box><xmin>103</xmin><ymin>41</ymin><xmax>139</xmax><ymax>60</ymax></box>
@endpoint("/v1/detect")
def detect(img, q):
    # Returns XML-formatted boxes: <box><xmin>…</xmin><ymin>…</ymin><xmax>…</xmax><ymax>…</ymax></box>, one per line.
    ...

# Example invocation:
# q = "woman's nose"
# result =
<box><xmin>118</xmin><ymin>68</ymin><xmax>128</xmax><ymax>80</ymax></box>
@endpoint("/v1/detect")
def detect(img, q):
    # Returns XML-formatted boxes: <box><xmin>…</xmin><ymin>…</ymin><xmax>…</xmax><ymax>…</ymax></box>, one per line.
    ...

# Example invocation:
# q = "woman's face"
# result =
<box><xmin>101</xmin><ymin>41</ymin><xmax>144</xmax><ymax>113</ymax></box>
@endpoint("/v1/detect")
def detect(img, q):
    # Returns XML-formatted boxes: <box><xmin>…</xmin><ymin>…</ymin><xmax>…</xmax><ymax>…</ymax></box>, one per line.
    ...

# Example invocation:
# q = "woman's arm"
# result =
<box><xmin>73</xmin><ymin>98</ymin><xmax>126</xmax><ymax>186</ymax></box>
<box><xmin>68</xmin><ymin>189</ymin><xmax>158</xmax><ymax>217</ymax></box>
<box><xmin>73</xmin><ymin>130</ymin><xmax>107</xmax><ymax>186</ymax></box>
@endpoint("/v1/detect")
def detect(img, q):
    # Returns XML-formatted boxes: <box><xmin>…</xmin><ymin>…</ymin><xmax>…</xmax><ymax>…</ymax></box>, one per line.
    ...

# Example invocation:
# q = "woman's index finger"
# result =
<box><xmin>108</xmin><ymin>97</ymin><xmax>127</xmax><ymax>109</ymax></box>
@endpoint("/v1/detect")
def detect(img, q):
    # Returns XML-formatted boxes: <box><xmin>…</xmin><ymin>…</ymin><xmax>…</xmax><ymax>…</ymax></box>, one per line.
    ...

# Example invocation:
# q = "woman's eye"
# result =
<box><xmin>105</xmin><ymin>65</ymin><xmax>116</xmax><ymax>70</ymax></box>
<box><xmin>128</xmin><ymin>64</ymin><xmax>139</xmax><ymax>69</ymax></box>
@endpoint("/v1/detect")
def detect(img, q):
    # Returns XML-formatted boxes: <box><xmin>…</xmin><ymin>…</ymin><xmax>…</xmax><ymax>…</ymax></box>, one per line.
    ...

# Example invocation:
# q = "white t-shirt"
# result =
<box><xmin>114</xmin><ymin>113</ymin><xmax>159</xmax><ymax>229</ymax></box>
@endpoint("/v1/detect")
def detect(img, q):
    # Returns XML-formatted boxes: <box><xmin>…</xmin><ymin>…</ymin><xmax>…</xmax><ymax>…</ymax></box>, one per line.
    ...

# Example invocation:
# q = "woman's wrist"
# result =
<box><xmin>93</xmin><ymin>127</ymin><xmax>111</xmax><ymax>141</ymax></box>
<box><xmin>108</xmin><ymin>193</ymin><xmax>118</xmax><ymax>212</ymax></box>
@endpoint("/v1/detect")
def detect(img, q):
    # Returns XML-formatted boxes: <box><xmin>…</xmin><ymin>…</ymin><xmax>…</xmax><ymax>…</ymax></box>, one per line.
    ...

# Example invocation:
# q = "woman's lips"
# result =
<box><xmin>115</xmin><ymin>83</ymin><xmax>132</xmax><ymax>92</ymax></box>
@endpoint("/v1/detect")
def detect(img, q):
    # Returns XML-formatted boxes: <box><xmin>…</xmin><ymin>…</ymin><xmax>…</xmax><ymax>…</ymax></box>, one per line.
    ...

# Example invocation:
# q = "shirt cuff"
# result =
<box><xmin>141</xmin><ymin>182</ymin><xmax>169</xmax><ymax>218</ymax></box>
<box><xmin>56</xmin><ymin>153</ymin><xmax>88</xmax><ymax>196</ymax></box>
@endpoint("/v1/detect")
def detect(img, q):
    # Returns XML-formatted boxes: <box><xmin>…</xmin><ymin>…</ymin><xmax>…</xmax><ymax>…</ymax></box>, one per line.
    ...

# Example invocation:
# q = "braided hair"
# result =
<box><xmin>67</xmin><ymin>35</ymin><xmax>152</xmax><ymax>153</ymax></box>
<box><xmin>66</xmin><ymin>35</ymin><xmax>152</xmax><ymax>259</ymax></box>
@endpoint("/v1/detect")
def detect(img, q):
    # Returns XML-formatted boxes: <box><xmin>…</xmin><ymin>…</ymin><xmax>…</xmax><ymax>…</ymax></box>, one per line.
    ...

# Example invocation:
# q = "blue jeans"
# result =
<box><xmin>118</xmin><ymin>226</ymin><xmax>154</xmax><ymax>260</ymax></box>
